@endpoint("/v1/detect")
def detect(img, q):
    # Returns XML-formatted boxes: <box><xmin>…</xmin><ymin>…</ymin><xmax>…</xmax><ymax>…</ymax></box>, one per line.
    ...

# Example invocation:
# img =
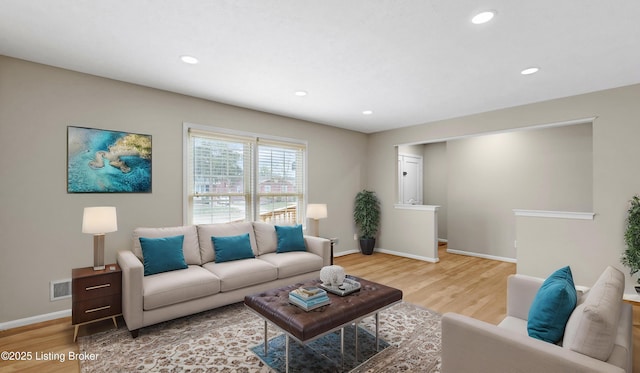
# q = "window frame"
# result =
<box><xmin>183</xmin><ymin>122</ymin><xmax>308</xmax><ymax>226</ymax></box>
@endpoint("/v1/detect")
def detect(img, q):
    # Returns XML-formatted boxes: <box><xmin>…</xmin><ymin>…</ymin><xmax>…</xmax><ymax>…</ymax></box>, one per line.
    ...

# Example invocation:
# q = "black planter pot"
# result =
<box><xmin>359</xmin><ymin>238</ymin><xmax>375</xmax><ymax>255</ymax></box>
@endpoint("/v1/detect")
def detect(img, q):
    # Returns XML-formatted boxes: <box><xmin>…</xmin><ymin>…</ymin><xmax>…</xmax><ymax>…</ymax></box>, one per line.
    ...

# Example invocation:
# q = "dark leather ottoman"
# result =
<box><xmin>244</xmin><ymin>276</ymin><xmax>403</xmax><ymax>372</ymax></box>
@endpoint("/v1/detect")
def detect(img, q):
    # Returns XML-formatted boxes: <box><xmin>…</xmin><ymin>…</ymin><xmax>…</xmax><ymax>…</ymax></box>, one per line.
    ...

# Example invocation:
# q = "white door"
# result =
<box><xmin>398</xmin><ymin>154</ymin><xmax>423</xmax><ymax>204</ymax></box>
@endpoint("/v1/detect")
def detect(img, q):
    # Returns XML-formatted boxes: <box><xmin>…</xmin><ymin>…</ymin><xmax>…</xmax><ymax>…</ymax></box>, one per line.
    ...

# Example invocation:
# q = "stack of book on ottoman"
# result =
<box><xmin>289</xmin><ymin>286</ymin><xmax>331</xmax><ymax>311</ymax></box>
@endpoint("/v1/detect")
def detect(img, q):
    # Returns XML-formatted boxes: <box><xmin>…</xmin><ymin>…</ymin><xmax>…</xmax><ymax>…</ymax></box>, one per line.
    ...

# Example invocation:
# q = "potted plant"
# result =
<box><xmin>354</xmin><ymin>189</ymin><xmax>380</xmax><ymax>255</ymax></box>
<box><xmin>621</xmin><ymin>195</ymin><xmax>640</xmax><ymax>294</ymax></box>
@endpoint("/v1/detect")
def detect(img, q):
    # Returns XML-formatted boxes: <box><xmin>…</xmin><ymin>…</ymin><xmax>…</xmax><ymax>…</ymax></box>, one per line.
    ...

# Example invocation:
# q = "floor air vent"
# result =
<box><xmin>50</xmin><ymin>279</ymin><xmax>71</xmax><ymax>301</ymax></box>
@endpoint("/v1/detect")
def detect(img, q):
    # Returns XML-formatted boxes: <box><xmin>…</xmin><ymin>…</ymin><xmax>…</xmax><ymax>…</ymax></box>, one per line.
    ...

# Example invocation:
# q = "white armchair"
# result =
<box><xmin>441</xmin><ymin>272</ymin><xmax>633</xmax><ymax>373</ymax></box>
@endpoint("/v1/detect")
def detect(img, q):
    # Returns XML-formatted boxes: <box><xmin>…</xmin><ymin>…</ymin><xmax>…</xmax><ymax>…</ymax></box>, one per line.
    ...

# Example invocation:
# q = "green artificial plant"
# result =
<box><xmin>353</xmin><ymin>190</ymin><xmax>381</xmax><ymax>239</ymax></box>
<box><xmin>621</xmin><ymin>195</ymin><xmax>640</xmax><ymax>285</ymax></box>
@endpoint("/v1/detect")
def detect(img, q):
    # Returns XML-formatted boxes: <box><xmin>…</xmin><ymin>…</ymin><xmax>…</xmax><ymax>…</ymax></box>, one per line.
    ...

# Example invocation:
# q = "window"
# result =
<box><xmin>184</xmin><ymin>124</ymin><xmax>306</xmax><ymax>226</ymax></box>
<box><xmin>257</xmin><ymin>141</ymin><xmax>305</xmax><ymax>225</ymax></box>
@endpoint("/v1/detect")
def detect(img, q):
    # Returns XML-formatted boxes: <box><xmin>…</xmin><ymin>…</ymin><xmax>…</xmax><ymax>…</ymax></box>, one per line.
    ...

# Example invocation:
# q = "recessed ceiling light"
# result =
<box><xmin>471</xmin><ymin>11</ymin><xmax>496</xmax><ymax>24</ymax></box>
<box><xmin>180</xmin><ymin>55</ymin><xmax>199</xmax><ymax>64</ymax></box>
<box><xmin>521</xmin><ymin>67</ymin><xmax>540</xmax><ymax>75</ymax></box>
<box><xmin>362</xmin><ymin>110</ymin><xmax>373</xmax><ymax>115</ymax></box>
<box><xmin>294</xmin><ymin>90</ymin><xmax>308</xmax><ymax>97</ymax></box>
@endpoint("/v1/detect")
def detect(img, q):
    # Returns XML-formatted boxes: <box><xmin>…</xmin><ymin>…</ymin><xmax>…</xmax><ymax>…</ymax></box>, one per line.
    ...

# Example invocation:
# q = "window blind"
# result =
<box><xmin>186</xmin><ymin>126</ymin><xmax>306</xmax><ymax>225</ymax></box>
<box><xmin>257</xmin><ymin>139</ymin><xmax>305</xmax><ymax>225</ymax></box>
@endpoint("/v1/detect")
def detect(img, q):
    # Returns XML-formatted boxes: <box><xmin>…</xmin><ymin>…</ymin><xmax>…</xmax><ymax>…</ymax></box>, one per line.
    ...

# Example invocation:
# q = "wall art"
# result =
<box><xmin>67</xmin><ymin>126</ymin><xmax>152</xmax><ymax>193</ymax></box>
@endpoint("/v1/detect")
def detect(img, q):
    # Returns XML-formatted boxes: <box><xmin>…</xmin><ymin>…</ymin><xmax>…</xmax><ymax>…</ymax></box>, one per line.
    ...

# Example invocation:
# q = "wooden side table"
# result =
<box><xmin>72</xmin><ymin>264</ymin><xmax>122</xmax><ymax>341</ymax></box>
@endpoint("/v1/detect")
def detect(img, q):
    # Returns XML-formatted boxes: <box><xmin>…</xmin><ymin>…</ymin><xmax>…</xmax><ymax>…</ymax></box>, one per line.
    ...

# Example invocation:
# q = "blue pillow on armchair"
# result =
<box><xmin>527</xmin><ymin>266</ymin><xmax>577</xmax><ymax>343</ymax></box>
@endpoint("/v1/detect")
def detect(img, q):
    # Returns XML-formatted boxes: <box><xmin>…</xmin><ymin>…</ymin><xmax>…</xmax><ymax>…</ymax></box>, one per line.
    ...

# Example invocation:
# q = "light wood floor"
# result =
<box><xmin>337</xmin><ymin>246</ymin><xmax>516</xmax><ymax>325</ymax></box>
<box><xmin>1</xmin><ymin>247</ymin><xmax>638</xmax><ymax>372</ymax></box>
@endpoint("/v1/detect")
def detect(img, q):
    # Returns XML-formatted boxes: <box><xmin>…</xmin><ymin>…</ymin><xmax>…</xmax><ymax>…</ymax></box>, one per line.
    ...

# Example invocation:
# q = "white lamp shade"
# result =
<box><xmin>307</xmin><ymin>204</ymin><xmax>328</xmax><ymax>220</ymax></box>
<box><xmin>82</xmin><ymin>206</ymin><xmax>118</xmax><ymax>234</ymax></box>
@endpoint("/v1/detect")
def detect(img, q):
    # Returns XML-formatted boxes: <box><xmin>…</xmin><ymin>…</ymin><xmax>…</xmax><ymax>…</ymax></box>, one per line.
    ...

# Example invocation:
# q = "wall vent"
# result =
<box><xmin>50</xmin><ymin>279</ymin><xmax>71</xmax><ymax>301</ymax></box>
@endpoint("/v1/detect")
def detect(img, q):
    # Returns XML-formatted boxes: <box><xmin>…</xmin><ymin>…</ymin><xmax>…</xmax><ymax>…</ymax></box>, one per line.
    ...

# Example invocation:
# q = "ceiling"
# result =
<box><xmin>2</xmin><ymin>1</ymin><xmax>640</xmax><ymax>134</ymax></box>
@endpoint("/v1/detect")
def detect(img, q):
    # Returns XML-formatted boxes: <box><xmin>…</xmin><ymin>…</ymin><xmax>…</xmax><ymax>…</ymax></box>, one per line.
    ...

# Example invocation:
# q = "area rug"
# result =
<box><xmin>250</xmin><ymin>325</ymin><xmax>390</xmax><ymax>372</ymax></box>
<box><xmin>78</xmin><ymin>302</ymin><xmax>441</xmax><ymax>372</ymax></box>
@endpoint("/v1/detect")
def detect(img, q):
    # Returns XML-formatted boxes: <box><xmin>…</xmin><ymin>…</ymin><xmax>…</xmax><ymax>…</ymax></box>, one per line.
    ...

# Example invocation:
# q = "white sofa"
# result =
<box><xmin>442</xmin><ymin>266</ymin><xmax>633</xmax><ymax>373</ymax></box>
<box><xmin>117</xmin><ymin>221</ymin><xmax>331</xmax><ymax>337</ymax></box>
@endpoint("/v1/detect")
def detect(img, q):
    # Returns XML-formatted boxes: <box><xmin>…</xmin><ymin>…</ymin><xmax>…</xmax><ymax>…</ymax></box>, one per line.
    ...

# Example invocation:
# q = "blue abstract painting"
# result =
<box><xmin>67</xmin><ymin>126</ymin><xmax>152</xmax><ymax>193</ymax></box>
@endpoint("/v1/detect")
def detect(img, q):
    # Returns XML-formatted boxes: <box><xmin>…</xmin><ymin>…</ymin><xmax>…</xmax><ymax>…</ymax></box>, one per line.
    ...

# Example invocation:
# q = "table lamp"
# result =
<box><xmin>82</xmin><ymin>206</ymin><xmax>118</xmax><ymax>270</ymax></box>
<box><xmin>306</xmin><ymin>204</ymin><xmax>327</xmax><ymax>237</ymax></box>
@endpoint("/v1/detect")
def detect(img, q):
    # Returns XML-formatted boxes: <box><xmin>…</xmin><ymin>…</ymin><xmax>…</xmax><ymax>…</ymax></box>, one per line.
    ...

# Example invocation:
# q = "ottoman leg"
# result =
<box><xmin>341</xmin><ymin>328</ymin><xmax>345</xmax><ymax>369</ymax></box>
<box><xmin>285</xmin><ymin>334</ymin><xmax>290</xmax><ymax>373</ymax></box>
<box><xmin>375</xmin><ymin>312</ymin><xmax>380</xmax><ymax>351</ymax></box>
<box><xmin>355</xmin><ymin>322</ymin><xmax>359</xmax><ymax>362</ymax></box>
<box><xmin>264</xmin><ymin>320</ymin><xmax>268</xmax><ymax>355</ymax></box>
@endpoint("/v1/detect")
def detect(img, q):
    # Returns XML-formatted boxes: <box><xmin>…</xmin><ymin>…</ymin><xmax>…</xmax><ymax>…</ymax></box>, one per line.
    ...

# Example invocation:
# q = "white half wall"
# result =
<box><xmin>514</xmin><ymin>214</ymin><xmax>616</xmax><ymax>289</ymax></box>
<box><xmin>381</xmin><ymin>204</ymin><xmax>440</xmax><ymax>262</ymax></box>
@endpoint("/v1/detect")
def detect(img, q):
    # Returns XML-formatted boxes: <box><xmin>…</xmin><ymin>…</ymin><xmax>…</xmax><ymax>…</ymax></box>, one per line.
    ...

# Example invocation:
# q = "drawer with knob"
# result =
<box><xmin>71</xmin><ymin>264</ymin><xmax>122</xmax><ymax>339</ymax></box>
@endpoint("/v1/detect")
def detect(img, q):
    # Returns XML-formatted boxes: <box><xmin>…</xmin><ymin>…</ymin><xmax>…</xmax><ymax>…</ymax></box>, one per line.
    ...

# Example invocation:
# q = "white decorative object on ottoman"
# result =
<box><xmin>320</xmin><ymin>265</ymin><xmax>345</xmax><ymax>286</ymax></box>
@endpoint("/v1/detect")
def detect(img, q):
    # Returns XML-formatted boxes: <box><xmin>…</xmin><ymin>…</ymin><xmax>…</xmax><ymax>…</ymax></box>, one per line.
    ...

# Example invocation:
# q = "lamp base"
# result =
<box><xmin>311</xmin><ymin>219</ymin><xmax>320</xmax><ymax>237</ymax></box>
<box><xmin>93</xmin><ymin>234</ymin><xmax>105</xmax><ymax>271</ymax></box>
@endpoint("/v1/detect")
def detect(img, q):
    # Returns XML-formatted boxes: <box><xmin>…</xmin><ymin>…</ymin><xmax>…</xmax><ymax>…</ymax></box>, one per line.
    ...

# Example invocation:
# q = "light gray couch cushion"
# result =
<box><xmin>197</xmin><ymin>222</ymin><xmax>258</xmax><ymax>264</ymax></box>
<box><xmin>143</xmin><ymin>265</ymin><xmax>220</xmax><ymax>310</ymax></box>
<box><xmin>253</xmin><ymin>221</ymin><xmax>278</xmax><ymax>255</ymax></box>
<box><xmin>133</xmin><ymin>226</ymin><xmax>201</xmax><ymax>265</ymax></box>
<box><xmin>259</xmin><ymin>252</ymin><xmax>324</xmax><ymax>279</ymax></box>
<box><xmin>563</xmin><ymin>266</ymin><xmax>624</xmax><ymax>361</ymax></box>
<box><xmin>203</xmin><ymin>258</ymin><xmax>277</xmax><ymax>292</ymax></box>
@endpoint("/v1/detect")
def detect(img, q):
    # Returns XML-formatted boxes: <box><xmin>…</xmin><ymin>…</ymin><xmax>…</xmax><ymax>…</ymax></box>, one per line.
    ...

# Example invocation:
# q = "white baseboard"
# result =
<box><xmin>334</xmin><ymin>248</ymin><xmax>440</xmax><ymax>263</ymax></box>
<box><xmin>334</xmin><ymin>249</ymin><xmax>360</xmax><ymax>257</ymax></box>
<box><xmin>375</xmin><ymin>248</ymin><xmax>440</xmax><ymax>263</ymax></box>
<box><xmin>0</xmin><ymin>309</ymin><xmax>71</xmax><ymax>331</ymax></box>
<box><xmin>446</xmin><ymin>248</ymin><xmax>517</xmax><ymax>263</ymax></box>
<box><xmin>438</xmin><ymin>238</ymin><xmax>448</xmax><ymax>243</ymax></box>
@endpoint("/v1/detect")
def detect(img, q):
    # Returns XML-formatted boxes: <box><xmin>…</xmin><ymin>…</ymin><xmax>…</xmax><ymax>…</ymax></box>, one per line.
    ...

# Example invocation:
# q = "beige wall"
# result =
<box><xmin>515</xmin><ymin>216</ymin><xmax>601</xmax><ymax>287</ymax></box>
<box><xmin>0</xmin><ymin>56</ymin><xmax>368</xmax><ymax>323</ymax></box>
<box><xmin>395</xmin><ymin>124</ymin><xmax>592</xmax><ymax>259</ymax></box>
<box><xmin>423</xmin><ymin>142</ymin><xmax>447</xmax><ymax>239</ymax></box>
<box><xmin>447</xmin><ymin>123</ymin><xmax>592</xmax><ymax>259</ymax></box>
<box><xmin>368</xmin><ymin>83</ymin><xmax>640</xmax><ymax>293</ymax></box>
<box><xmin>397</xmin><ymin>144</ymin><xmax>423</xmax><ymax>157</ymax></box>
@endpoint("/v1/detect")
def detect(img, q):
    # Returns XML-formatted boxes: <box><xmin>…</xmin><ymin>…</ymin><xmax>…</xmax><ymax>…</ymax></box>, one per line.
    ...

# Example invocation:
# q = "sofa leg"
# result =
<box><xmin>130</xmin><ymin>329</ymin><xmax>139</xmax><ymax>338</ymax></box>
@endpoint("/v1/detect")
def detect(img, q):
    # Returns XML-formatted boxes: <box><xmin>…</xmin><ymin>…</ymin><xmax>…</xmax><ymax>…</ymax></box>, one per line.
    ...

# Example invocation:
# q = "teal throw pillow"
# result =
<box><xmin>212</xmin><ymin>233</ymin><xmax>255</xmax><ymax>263</ymax></box>
<box><xmin>139</xmin><ymin>235</ymin><xmax>188</xmax><ymax>276</ymax></box>
<box><xmin>527</xmin><ymin>266</ymin><xmax>577</xmax><ymax>343</ymax></box>
<box><xmin>275</xmin><ymin>225</ymin><xmax>307</xmax><ymax>253</ymax></box>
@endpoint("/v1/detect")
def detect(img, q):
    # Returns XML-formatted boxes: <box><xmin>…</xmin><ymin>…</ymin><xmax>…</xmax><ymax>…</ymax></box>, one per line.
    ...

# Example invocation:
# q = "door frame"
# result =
<box><xmin>397</xmin><ymin>153</ymin><xmax>423</xmax><ymax>204</ymax></box>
